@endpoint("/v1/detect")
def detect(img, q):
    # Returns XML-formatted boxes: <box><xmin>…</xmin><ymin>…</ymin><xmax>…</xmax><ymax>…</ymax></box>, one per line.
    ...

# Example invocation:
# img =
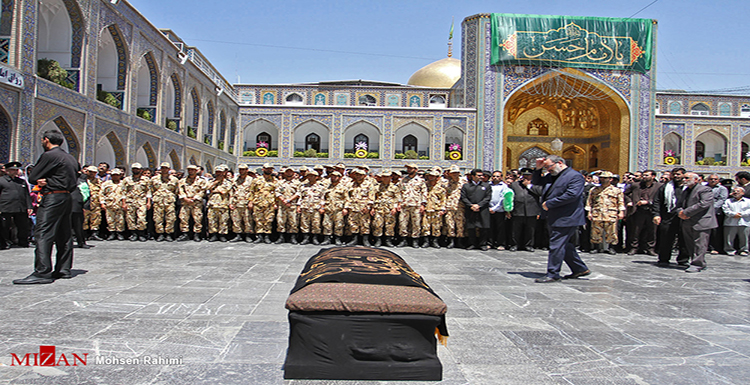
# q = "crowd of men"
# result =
<box><xmin>1</xmin><ymin>159</ymin><xmax>749</xmax><ymax>266</ymax></box>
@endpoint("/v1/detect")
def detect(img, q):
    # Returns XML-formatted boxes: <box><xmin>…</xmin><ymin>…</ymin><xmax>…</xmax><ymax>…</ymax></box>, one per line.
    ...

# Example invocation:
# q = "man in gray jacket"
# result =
<box><xmin>678</xmin><ymin>172</ymin><xmax>718</xmax><ymax>273</ymax></box>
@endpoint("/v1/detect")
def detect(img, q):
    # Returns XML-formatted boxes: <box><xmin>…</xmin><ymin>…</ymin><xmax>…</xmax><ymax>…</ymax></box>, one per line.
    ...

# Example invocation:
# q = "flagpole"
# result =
<box><xmin>448</xmin><ymin>17</ymin><xmax>454</xmax><ymax>57</ymax></box>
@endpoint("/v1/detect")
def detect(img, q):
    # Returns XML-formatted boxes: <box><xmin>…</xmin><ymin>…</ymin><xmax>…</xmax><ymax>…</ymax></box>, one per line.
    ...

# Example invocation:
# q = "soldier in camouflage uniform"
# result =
<box><xmin>585</xmin><ymin>171</ymin><xmax>625</xmax><ymax>254</ymax></box>
<box><xmin>230</xmin><ymin>164</ymin><xmax>254</xmax><ymax>242</ymax></box>
<box><xmin>320</xmin><ymin>171</ymin><xmax>347</xmax><ymax>245</ymax></box>
<box><xmin>249</xmin><ymin>163</ymin><xmax>277</xmax><ymax>244</ymax></box>
<box><xmin>397</xmin><ymin>163</ymin><xmax>427</xmax><ymax>247</ymax></box>
<box><xmin>83</xmin><ymin>166</ymin><xmax>103</xmax><ymax>240</ymax></box>
<box><xmin>422</xmin><ymin>170</ymin><xmax>447</xmax><ymax>248</ymax></box>
<box><xmin>176</xmin><ymin>164</ymin><xmax>208</xmax><ymax>241</ymax></box>
<box><xmin>150</xmin><ymin>162</ymin><xmax>179</xmax><ymax>241</ymax></box>
<box><xmin>275</xmin><ymin>167</ymin><xmax>300</xmax><ymax>244</ymax></box>
<box><xmin>443</xmin><ymin>165</ymin><xmax>466</xmax><ymax>249</ymax></box>
<box><xmin>296</xmin><ymin>170</ymin><xmax>326</xmax><ymax>245</ymax></box>
<box><xmin>121</xmin><ymin>163</ymin><xmax>151</xmax><ymax>241</ymax></box>
<box><xmin>344</xmin><ymin>168</ymin><xmax>375</xmax><ymax>246</ymax></box>
<box><xmin>100</xmin><ymin>168</ymin><xmax>125</xmax><ymax>240</ymax></box>
<box><xmin>206</xmin><ymin>165</ymin><xmax>233</xmax><ymax>242</ymax></box>
<box><xmin>371</xmin><ymin>169</ymin><xmax>401</xmax><ymax>247</ymax></box>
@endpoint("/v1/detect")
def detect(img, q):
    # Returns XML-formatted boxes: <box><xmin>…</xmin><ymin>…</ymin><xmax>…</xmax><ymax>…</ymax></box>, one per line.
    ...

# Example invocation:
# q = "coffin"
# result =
<box><xmin>283</xmin><ymin>246</ymin><xmax>448</xmax><ymax>380</ymax></box>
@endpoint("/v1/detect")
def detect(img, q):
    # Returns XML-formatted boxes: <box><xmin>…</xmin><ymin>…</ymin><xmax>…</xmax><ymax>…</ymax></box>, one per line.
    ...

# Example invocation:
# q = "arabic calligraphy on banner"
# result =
<box><xmin>0</xmin><ymin>63</ymin><xmax>24</xmax><ymax>89</ymax></box>
<box><xmin>491</xmin><ymin>14</ymin><xmax>654</xmax><ymax>73</ymax></box>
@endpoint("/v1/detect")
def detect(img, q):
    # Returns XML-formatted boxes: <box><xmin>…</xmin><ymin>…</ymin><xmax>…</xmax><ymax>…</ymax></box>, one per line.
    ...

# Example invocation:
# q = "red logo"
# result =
<box><xmin>10</xmin><ymin>346</ymin><xmax>87</xmax><ymax>366</ymax></box>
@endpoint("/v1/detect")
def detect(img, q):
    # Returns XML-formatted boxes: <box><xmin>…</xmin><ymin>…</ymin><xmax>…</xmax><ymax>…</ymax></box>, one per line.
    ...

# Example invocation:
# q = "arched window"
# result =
<box><xmin>353</xmin><ymin>133</ymin><xmax>369</xmax><ymax>150</ymax></box>
<box><xmin>256</xmin><ymin>132</ymin><xmax>271</xmax><ymax>149</ymax></box>
<box><xmin>691</xmin><ymin>103</ymin><xmax>710</xmax><ymax>116</ymax></box>
<box><xmin>669</xmin><ymin>101</ymin><xmax>681</xmax><ymax>115</ymax></box>
<box><xmin>742</xmin><ymin>142</ymin><xmax>749</xmax><ymax>163</ymax></box>
<box><xmin>429</xmin><ymin>95</ymin><xmax>446</xmax><ymax>108</ymax></box>
<box><xmin>527</xmin><ymin>118</ymin><xmax>548</xmax><ymax>136</ymax></box>
<box><xmin>286</xmin><ymin>93</ymin><xmax>303</xmax><ymax>105</ymax></box>
<box><xmin>358</xmin><ymin>94</ymin><xmax>376</xmax><ymax>106</ymax></box>
<box><xmin>742</xmin><ymin>104</ymin><xmax>750</xmax><ymax>118</ymax></box>
<box><xmin>719</xmin><ymin>103</ymin><xmax>731</xmax><ymax>116</ymax></box>
<box><xmin>403</xmin><ymin>134</ymin><xmax>417</xmax><ymax>153</ymax></box>
<box><xmin>695</xmin><ymin>140</ymin><xmax>705</xmax><ymax>160</ymax></box>
<box><xmin>589</xmin><ymin>146</ymin><xmax>599</xmax><ymax>169</ymax></box>
<box><xmin>305</xmin><ymin>133</ymin><xmax>320</xmax><ymax>152</ymax></box>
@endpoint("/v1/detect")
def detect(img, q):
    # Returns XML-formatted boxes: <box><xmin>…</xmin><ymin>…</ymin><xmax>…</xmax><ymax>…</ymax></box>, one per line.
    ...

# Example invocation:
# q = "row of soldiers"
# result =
<box><xmin>85</xmin><ymin>162</ymin><xmax>469</xmax><ymax>248</ymax></box>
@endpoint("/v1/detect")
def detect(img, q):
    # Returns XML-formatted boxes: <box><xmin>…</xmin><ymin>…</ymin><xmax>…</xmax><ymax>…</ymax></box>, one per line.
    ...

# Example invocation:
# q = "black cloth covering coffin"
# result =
<box><xmin>284</xmin><ymin>247</ymin><xmax>447</xmax><ymax>380</ymax></box>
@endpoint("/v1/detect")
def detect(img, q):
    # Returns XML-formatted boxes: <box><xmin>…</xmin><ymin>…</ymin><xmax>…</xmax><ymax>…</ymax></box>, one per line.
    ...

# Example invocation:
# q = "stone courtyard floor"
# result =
<box><xmin>0</xmin><ymin>240</ymin><xmax>749</xmax><ymax>384</ymax></box>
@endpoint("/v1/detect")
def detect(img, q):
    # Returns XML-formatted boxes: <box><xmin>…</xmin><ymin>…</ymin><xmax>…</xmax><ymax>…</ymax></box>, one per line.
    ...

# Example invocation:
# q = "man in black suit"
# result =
<box><xmin>460</xmin><ymin>169</ymin><xmax>492</xmax><ymax>250</ymax></box>
<box><xmin>625</xmin><ymin>169</ymin><xmax>661</xmax><ymax>255</ymax></box>
<box><xmin>532</xmin><ymin>155</ymin><xmax>590</xmax><ymax>283</ymax></box>
<box><xmin>0</xmin><ymin>162</ymin><xmax>32</xmax><ymax>248</ymax></box>
<box><xmin>652</xmin><ymin>167</ymin><xmax>689</xmax><ymax>266</ymax></box>
<box><xmin>679</xmin><ymin>173</ymin><xmax>718</xmax><ymax>273</ymax></box>
<box><xmin>509</xmin><ymin>170</ymin><xmax>541</xmax><ymax>251</ymax></box>
<box><xmin>735</xmin><ymin>171</ymin><xmax>750</xmax><ymax>198</ymax></box>
<box><xmin>13</xmin><ymin>130</ymin><xmax>79</xmax><ymax>285</ymax></box>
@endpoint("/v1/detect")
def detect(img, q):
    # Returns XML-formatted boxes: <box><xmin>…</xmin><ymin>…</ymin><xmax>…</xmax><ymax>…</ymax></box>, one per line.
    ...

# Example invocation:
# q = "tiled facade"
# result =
<box><xmin>655</xmin><ymin>92</ymin><xmax>750</xmax><ymax>176</ymax></box>
<box><xmin>0</xmin><ymin>2</ymin><xmax>745</xmax><ymax>175</ymax></box>
<box><xmin>0</xmin><ymin>0</ymin><xmax>236</xmax><ymax>170</ymax></box>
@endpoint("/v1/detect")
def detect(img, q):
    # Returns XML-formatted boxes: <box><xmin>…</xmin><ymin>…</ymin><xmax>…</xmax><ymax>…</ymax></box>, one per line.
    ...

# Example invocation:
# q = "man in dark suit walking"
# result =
<box><xmin>460</xmin><ymin>169</ymin><xmax>492</xmax><ymax>250</ymax></box>
<box><xmin>13</xmin><ymin>130</ymin><xmax>79</xmax><ymax>284</ymax></box>
<box><xmin>532</xmin><ymin>155</ymin><xmax>590</xmax><ymax>283</ymax></box>
<box><xmin>679</xmin><ymin>172</ymin><xmax>718</xmax><ymax>273</ymax></box>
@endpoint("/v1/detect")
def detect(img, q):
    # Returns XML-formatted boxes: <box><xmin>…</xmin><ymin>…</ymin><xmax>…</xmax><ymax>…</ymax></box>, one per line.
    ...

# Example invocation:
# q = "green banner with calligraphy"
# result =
<box><xmin>491</xmin><ymin>13</ymin><xmax>654</xmax><ymax>73</ymax></box>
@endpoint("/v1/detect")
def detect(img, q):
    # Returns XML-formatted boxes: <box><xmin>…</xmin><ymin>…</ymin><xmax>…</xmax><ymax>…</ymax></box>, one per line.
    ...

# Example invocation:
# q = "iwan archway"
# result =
<box><xmin>504</xmin><ymin>69</ymin><xmax>630</xmax><ymax>174</ymax></box>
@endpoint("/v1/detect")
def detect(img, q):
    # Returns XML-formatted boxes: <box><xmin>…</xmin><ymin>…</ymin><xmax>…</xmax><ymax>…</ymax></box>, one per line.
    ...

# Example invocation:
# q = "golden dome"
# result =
<box><xmin>407</xmin><ymin>57</ymin><xmax>461</xmax><ymax>88</ymax></box>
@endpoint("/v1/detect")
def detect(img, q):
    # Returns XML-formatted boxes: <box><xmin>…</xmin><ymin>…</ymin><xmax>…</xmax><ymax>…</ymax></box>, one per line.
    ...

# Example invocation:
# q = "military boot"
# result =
<box><xmin>116</xmin><ymin>232</ymin><xmax>126</xmax><ymax>241</ymax></box>
<box><xmin>334</xmin><ymin>236</ymin><xmax>343</xmax><ymax>246</ymax></box>
<box><xmin>300</xmin><ymin>234</ymin><xmax>311</xmax><ymax>245</ymax></box>
<box><xmin>373</xmin><ymin>236</ymin><xmax>382</xmax><ymax>247</ymax></box>
<box><xmin>396</xmin><ymin>238</ymin><xmax>407</xmax><ymax>247</ymax></box>
<box><xmin>175</xmin><ymin>233</ymin><xmax>189</xmax><ymax>242</ymax></box>
<box><xmin>446</xmin><ymin>237</ymin><xmax>455</xmax><ymax>249</ymax></box>
<box><xmin>345</xmin><ymin>235</ymin><xmax>359</xmax><ymax>247</ymax></box>
<box><xmin>274</xmin><ymin>234</ymin><xmax>284</xmax><ymax>244</ymax></box>
<box><xmin>164</xmin><ymin>233</ymin><xmax>174</xmax><ymax>242</ymax></box>
<box><xmin>384</xmin><ymin>236</ymin><xmax>394</xmax><ymax>247</ymax></box>
<box><xmin>193</xmin><ymin>233</ymin><xmax>202</xmax><ymax>242</ymax></box>
<box><xmin>107</xmin><ymin>233</ymin><xmax>117</xmax><ymax>241</ymax></box>
<box><xmin>263</xmin><ymin>234</ymin><xmax>272</xmax><ymax>244</ymax></box>
<box><xmin>208</xmin><ymin>234</ymin><xmax>219</xmax><ymax>242</ymax></box>
<box><xmin>312</xmin><ymin>235</ymin><xmax>320</xmax><ymax>245</ymax></box>
<box><xmin>253</xmin><ymin>234</ymin><xmax>263</xmax><ymax>243</ymax></box>
<box><xmin>431</xmin><ymin>236</ymin><xmax>441</xmax><ymax>249</ymax></box>
<box><xmin>128</xmin><ymin>232</ymin><xmax>138</xmax><ymax>241</ymax></box>
<box><xmin>412</xmin><ymin>237</ymin><xmax>421</xmax><ymax>249</ymax></box>
<box><xmin>229</xmin><ymin>234</ymin><xmax>243</xmax><ymax>243</ymax></box>
<box><xmin>290</xmin><ymin>234</ymin><xmax>299</xmax><ymax>244</ymax></box>
<box><xmin>319</xmin><ymin>235</ymin><xmax>331</xmax><ymax>245</ymax></box>
<box><xmin>138</xmin><ymin>231</ymin><xmax>148</xmax><ymax>242</ymax></box>
<box><xmin>156</xmin><ymin>234</ymin><xmax>165</xmax><ymax>242</ymax></box>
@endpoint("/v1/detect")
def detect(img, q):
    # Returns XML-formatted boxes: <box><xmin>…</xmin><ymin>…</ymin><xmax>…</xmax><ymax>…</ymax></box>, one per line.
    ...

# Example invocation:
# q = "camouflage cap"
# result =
<box><xmin>110</xmin><ymin>168</ymin><xmax>123</xmax><ymax>175</ymax></box>
<box><xmin>131</xmin><ymin>162</ymin><xmax>143</xmax><ymax>169</ymax></box>
<box><xmin>86</xmin><ymin>165</ymin><xmax>98</xmax><ymax>172</ymax></box>
<box><xmin>237</xmin><ymin>163</ymin><xmax>249</xmax><ymax>169</ymax></box>
<box><xmin>159</xmin><ymin>162</ymin><xmax>171</xmax><ymax>168</ymax></box>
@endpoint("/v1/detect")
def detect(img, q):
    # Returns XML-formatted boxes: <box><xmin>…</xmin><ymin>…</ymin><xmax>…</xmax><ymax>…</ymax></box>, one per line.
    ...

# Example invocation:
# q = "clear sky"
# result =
<box><xmin>127</xmin><ymin>0</ymin><xmax>750</xmax><ymax>93</ymax></box>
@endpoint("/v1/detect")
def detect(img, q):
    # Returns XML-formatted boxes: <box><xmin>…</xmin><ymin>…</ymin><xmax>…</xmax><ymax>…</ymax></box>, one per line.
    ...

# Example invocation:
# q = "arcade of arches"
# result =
<box><xmin>503</xmin><ymin>70</ymin><xmax>630</xmax><ymax>174</ymax></box>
